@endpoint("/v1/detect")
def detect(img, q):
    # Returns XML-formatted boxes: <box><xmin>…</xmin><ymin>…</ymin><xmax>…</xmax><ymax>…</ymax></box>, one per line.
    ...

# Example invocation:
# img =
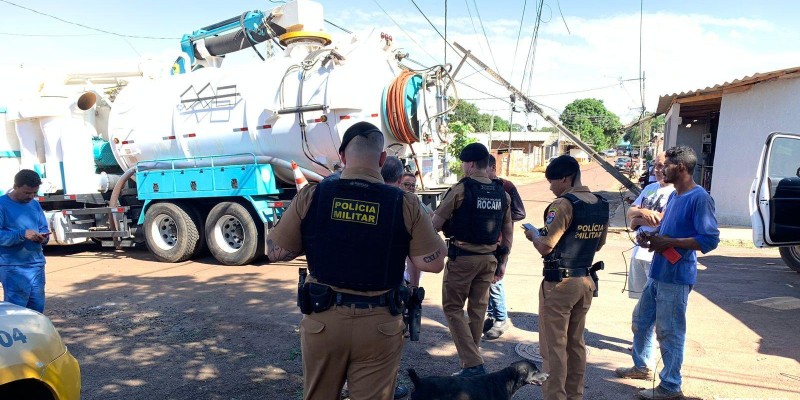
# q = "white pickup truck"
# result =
<box><xmin>750</xmin><ymin>132</ymin><xmax>800</xmax><ymax>272</ymax></box>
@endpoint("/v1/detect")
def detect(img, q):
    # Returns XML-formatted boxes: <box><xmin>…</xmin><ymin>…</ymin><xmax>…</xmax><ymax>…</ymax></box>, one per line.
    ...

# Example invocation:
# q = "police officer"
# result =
<box><xmin>266</xmin><ymin>122</ymin><xmax>447</xmax><ymax>400</ymax></box>
<box><xmin>526</xmin><ymin>155</ymin><xmax>608</xmax><ymax>400</ymax></box>
<box><xmin>432</xmin><ymin>143</ymin><xmax>513</xmax><ymax>377</ymax></box>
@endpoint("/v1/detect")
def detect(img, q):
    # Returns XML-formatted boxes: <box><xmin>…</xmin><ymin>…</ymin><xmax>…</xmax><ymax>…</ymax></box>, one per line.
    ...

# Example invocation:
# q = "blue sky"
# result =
<box><xmin>2</xmin><ymin>0</ymin><xmax>799</xmax><ymax>124</ymax></box>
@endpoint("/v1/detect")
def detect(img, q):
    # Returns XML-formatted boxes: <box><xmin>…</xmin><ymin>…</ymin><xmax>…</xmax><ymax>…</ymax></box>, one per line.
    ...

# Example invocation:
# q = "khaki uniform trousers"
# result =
<box><xmin>538</xmin><ymin>276</ymin><xmax>595</xmax><ymax>400</ymax></box>
<box><xmin>442</xmin><ymin>254</ymin><xmax>497</xmax><ymax>368</ymax></box>
<box><xmin>299</xmin><ymin>305</ymin><xmax>405</xmax><ymax>400</ymax></box>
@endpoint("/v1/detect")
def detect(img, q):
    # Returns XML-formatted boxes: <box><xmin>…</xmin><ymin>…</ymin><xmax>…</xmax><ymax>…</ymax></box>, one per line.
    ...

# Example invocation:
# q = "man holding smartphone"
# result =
<box><xmin>616</xmin><ymin>146</ymin><xmax>719</xmax><ymax>400</ymax></box>
<box><xmin>0</xmin><ymin>169</ymin><xmax>50</xmax><ymax>313</ymax></box>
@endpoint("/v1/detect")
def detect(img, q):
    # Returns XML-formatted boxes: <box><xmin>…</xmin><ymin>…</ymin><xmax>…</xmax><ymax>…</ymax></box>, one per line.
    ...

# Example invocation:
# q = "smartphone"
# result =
<box><xmin>662</xmin><ymin>247</ymin><xmax>682</xmax><ymax>264</ymax></box>
<box><xmin>521</xmin><ymin>223</ymin><xmax>535</xmax><ymax>231</ymax></box>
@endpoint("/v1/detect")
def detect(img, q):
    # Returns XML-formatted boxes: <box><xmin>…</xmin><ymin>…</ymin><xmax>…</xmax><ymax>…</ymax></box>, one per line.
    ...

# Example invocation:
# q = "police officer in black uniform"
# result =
<box><xmin>266</xmin><ymin>122</ymin><xmax>446</xmax><ymax>400</ymax></box>
<box><xmin>432</xmin><ymin>143</ymin><xmax>513</xmax><ymax>377</ymax></box>
<box><xmin>525</xmin><ymin>155</ymin><xmax>608</xmax><ymax>400</ymax></box>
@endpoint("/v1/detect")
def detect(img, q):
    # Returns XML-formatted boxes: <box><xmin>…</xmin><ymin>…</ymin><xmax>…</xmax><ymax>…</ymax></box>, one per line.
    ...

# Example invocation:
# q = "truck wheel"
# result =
<box><xmin>205</xmin><ymin>202</ymin><xmax>263</xmax><ymax>266</ymax></box>
<box><xmin>144</xmin><ymin>202</ymin><xmax>202</xmax><ymax>263</ymax></box>
<box><xmin>779</xmin><ymin>246</ymin><xmax>800</xmax><ymax>273</ymax></box>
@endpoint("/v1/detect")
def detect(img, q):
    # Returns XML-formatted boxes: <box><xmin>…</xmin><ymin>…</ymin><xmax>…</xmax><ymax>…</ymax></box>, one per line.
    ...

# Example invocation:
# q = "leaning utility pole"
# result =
<box><xmin>452</xmin><ymin>42</ymin><xmax>642</xmax><ymax>195</ymax></box>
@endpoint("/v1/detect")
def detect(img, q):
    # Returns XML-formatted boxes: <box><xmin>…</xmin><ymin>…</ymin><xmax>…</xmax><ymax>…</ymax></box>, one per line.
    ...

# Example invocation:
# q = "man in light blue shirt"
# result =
<box><xmin>0</xmin><ymin>169</ymin><xmax>49</xmax><ymax>312</ymax></box>
<box><xmin>616</xmin><ymin>146</ymin><xmax>719</xmax><ymax>400</ymax></box>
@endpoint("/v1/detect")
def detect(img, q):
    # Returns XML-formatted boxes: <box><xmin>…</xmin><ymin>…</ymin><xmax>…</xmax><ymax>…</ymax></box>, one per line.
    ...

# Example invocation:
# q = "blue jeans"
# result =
<box><xmin>487</xmin><ymin>280</ymin><xmax>507</xmax><ymax>321</ymax></box>
<box><xmin>0</xmin><ymin>265</ymin><xmax>46</xmax><ymax>313</ymax></box>
<box><xmin>631</xmin><ymin>279</ymin><xmax>692</xmax><ymax>392</ymax></box>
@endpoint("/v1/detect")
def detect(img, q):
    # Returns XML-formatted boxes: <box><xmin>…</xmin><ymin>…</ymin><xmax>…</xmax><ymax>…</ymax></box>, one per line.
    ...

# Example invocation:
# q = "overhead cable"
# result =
<box><xmin>510</xmin><ymin>0</ymin><xmax>529</xmax><ymax>83</ymax></box>
<box><xmin>0</xmin><ymin>0</ymin><xmax>177</xmax><ymax>39</ymax></box>
<box><xmin>372</xmin><ymin>0</ymin><xmax>438</xmax><ymax>63</ymax></box>
<box><xmin>470</xmin><ymin>0</ymin><xmax>501</xmax><ymax>74</ymax></box>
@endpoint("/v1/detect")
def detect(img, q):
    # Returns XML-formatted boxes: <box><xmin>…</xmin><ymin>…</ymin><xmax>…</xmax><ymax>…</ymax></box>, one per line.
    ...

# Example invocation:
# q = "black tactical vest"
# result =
<box><xmin>544</xmin><ymin>192</ymin><xmax>609</xmax><ymax>268</ymax></box>
<box><xmin>300</xmin><ymin>178</ymin><xmax>410</xmax><ymax>291</ymax></box>
<box><xmin>444</xmin><ymin>178</ymin><xmax>507</xmax><ymax>245</ymax></box>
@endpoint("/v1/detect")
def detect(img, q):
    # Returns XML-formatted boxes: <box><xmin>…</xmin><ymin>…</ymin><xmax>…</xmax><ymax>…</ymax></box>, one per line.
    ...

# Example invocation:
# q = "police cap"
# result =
<box><xmin>545</xmin><ymin>155</ymin><xmax>580</xmax><ymax>179</ymax></box>
<box><xmin>339</xmin><ymin>122</ymin><xmax>383</xmax><ymax>153</ymax></box>
<box><xmin>459</xmin><ymin>143</ymin><xmax>489</xmax><ymax>162</ymax></box>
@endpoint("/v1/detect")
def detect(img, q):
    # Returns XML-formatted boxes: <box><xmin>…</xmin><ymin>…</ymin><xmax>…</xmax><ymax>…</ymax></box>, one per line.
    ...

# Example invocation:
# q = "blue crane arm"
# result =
<box><xmin>175</xmin><ymin>10</ymin><xmax>286</xmax><ymax>73</ymax></box>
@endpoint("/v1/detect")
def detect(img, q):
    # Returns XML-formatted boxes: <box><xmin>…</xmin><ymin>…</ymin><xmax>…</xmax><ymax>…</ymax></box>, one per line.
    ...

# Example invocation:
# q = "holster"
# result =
<box><xmin>389</xmin><ymin>285</ymin><xmax>409</xmax><ymax>316</ymax></box>
<box><xmin>590</xmin><ymin>261</ymin><xmax>604</xmax><ymax>297</ymax></box>
<box><xmin>297</xmin><ymin>268</ymin><xmax>313</xmax><ymax>315</ymax></box>
<box><xmin>308</xmin><ymin>283</ymin><xmax>334</xmax><ymax>313</ymax></box>
<box><xmin>494</xmin><ymin>245</ymin><xmax>510</xmax><ymax>275</ymax></box>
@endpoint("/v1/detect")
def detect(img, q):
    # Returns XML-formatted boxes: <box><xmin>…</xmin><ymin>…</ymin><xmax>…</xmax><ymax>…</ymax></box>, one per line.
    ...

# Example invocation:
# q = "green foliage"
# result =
<box><xmin>450</xmin><ymin>100</ymin><xmax>511</xmax><ymax>132</ymax></box>
<box><xmin>447</xmin><ymin>121</ymin><xmax>477</xmax><ymax>176</ymax></box>
<box><xmin>624</xmin><ymin>113</ymin><xmax>665</xmax><ymax>147</ymax></box>
<box><xmin>558</xmin><ymin>98</ymin><xmax>621</xmax><ymax>150</ymax></box>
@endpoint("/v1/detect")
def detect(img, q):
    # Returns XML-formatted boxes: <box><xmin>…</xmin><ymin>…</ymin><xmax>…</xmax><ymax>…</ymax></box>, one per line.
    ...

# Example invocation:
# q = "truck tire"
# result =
<box><xmin>779</xmin><ymin>246</ymin><xmax>800</xmax><ymax>273</ymax></box>
<box><xmin>205</xmin><ymin>202</ymin><xmax>263</xmax><ymax>266</ymax></box>
<box><xmin>144</xmin><ymin>202</ymin><xmax>202</xmax><ymax>263</ymax></box>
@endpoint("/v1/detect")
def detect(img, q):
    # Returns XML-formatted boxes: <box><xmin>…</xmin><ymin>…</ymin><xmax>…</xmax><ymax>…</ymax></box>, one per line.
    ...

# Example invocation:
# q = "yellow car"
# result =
<box><xmin>0</xmin><ymin>302</ymin><xmax>81</xmax><ymax>399</ymax></box>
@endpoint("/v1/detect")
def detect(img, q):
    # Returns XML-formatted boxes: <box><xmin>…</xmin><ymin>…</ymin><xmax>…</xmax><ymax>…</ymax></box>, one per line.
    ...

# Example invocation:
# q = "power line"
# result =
<box><xmin>324</xmin><ymin>19</ymin><xmax>352</xmax><ymax>34</ymax></box>
<box><xmin>533</xmin><ymin>79</ymin><xmax>640</xmax><ymax>97</ymax></box>
<box><xmin>0</xmin><ymin>31</ymin><xmax>101</xmax><ymax>37</ymax></box>
<box><xmin>470</xmin><ymin>0</ymin><xmax>501</xmax><ymax>74</ymax></box>
<box><xmin>371</xmin><ymin>0</ymin><xmax>438</xmax><ymax>63</ymax></box>
<box><xmin>404</xmin><ymin>0</ymin><xmax>504</xmax><ymax>89</ymax></box>
<box><xmin>510</xmin><ymin>0</ymin><xmax>528</xmax><ymax>83</ymax></box>
<box><xmin>555</xmin><ymin>0</ymin><xmax>571</xmax><ymax>34</ymax></box>
<box><xmin>0</xmin><ymin>0</ymin><xmax>177</xmax><ymax>39</ymax></box>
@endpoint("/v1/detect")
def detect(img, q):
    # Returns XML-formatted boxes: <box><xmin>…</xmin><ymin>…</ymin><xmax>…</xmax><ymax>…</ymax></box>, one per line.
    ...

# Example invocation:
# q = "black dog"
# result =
<box><xmin>408</xmin><ymin>360</ymin><xmax>549</xmax><ymax>400</ymax></box>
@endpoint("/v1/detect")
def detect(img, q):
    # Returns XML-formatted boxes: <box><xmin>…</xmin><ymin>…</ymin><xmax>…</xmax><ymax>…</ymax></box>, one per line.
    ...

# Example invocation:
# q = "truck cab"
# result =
<box><xmin>750</xmin><ymin>132</ymin><xmax>800</xmax><ymax>272</ymax></box>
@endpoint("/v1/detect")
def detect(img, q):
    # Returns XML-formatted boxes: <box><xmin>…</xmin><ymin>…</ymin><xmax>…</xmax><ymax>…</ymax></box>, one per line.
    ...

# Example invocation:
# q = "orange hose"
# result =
<box><xmin>386</xmin><ymin>70</ymin><xmax>419</xmax><ymax>144</ymax></box>
<box><xmin>386</xmin><ymin>71</ymin><xmax>427</xmax><ymax>188</ymax></box>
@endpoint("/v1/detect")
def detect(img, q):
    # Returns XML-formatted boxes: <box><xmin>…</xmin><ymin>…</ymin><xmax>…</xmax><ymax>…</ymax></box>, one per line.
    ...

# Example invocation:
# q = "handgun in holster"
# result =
<box><xmin>590</xmin><ymin>261</ymin><xmax>604</xmax><ymax>297</ymax></box>
<box><xmin>297</xmin><ymin>268</ymin><xmax>313</xmax><ymax>315</ymax></box>
<box><xmin>404</xmin><ymin>287</ymin><xmax>426</xmax><ymax>342</ymax></box>
<box><xmin>494</xmin><ymin>245</ymin><xmax>510</xmax><ymax>276</ymax></box>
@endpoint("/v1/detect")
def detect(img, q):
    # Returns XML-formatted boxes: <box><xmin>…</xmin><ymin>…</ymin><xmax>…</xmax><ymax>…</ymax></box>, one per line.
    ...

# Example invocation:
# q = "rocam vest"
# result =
<box><xmin>444</xmin><ymin>177</ymin><xmax>507</xmax><ymax>245</ymax></box>
<box><xmin>544</xmin><ymin>192</ymin><xmax>609</xmax><ymax>268</ymax></box>
<box><xmin>300</xmin><ymin>178</ymin><xmax>410</xmax><ymax>291</ymax></box>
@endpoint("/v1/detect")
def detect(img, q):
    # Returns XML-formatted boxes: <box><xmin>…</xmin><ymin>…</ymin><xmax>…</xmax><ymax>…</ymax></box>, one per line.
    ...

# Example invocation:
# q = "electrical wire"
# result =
<box><xmin>371</xmin><ymin>0</ymin><xmax>438</xmax><ymax>63</ymax></box>
<box><xmin>403</xmin><ymin>0</ymin><xmax>503</xmax><ymax>89</ymax></box>
<box><xmin>510</xmin><ymin>0</ymin><xmax>529</xmax><ymax>83</ymax></box>
<box><xmin>0</xmin><ymin>31</ymin><xmax>101</xmax><ymax>37</ymax></box>
<box><xmin>555</xmin><ymin>0</ymin><xmax>571</xmax><ymax>34</ymax></box>
<box><xmin>324</xmin><ymin>19</ymin><xmax>352</xmax><ymax>34</ymax></box>
<box><xmin>0</xmin><ymin>0</ymin><xmax>177</xmax><ymax>39</ymax></box>
<box><xmin>470</xmin><ymin>0</ymin><xmax>501</xmax><ymax>75</ymax></box>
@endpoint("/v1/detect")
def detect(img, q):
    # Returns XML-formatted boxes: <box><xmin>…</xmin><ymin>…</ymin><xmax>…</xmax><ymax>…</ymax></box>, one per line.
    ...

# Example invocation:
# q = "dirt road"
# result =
<box><xmin>5</xmin><ymin>164</ymin><xmax>799</xmax><ymax>399</ymax></box>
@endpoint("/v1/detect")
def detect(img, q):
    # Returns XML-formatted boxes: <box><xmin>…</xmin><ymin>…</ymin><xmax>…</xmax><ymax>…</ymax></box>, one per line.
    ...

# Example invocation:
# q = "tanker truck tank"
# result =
<box><xmin>107</xmin><ymin>29</ymin><xmax>446</xmax><ymax>187</ymax></box>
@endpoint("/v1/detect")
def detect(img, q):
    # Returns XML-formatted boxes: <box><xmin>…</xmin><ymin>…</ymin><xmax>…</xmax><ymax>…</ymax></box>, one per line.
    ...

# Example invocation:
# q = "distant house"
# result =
<box><xmin>471</xmin><ymin>131</ymin><xmax>556</xmax><ymax>174</ymax></box>
<box><xmin>657</xmin><ymin>65</ymin><xmax>800</xmax><ymax>226</ymax></box>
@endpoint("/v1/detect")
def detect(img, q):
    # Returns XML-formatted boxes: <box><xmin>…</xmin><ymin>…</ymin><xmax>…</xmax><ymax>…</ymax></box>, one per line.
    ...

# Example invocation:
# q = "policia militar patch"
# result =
<box><xmin>331</xmin><ymin>198</ymin><xmax>380</xmax><ymax>225</ymax></box>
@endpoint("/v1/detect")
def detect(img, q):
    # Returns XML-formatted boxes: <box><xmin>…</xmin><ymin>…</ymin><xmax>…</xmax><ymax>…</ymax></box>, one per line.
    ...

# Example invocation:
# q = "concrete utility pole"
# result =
<box><xmin>452</xmin><ymin>42</ymin><xmax>641</xmax><ymax>195</ymax></box>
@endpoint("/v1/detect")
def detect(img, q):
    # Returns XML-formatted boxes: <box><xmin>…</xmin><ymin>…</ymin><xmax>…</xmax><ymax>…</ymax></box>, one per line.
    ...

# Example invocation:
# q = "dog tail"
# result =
<box><xmin>407</xmin><ymin>369</ymin><xmax>420</xmax><ymax>387</ymax></box>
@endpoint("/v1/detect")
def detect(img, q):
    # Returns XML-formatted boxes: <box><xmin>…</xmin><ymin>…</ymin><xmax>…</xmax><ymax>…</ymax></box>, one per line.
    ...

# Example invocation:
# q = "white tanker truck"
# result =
<box><xmin>0</xmin><ymin>0</ymin><xmax>455</xmax><ymax>265</ymax></box>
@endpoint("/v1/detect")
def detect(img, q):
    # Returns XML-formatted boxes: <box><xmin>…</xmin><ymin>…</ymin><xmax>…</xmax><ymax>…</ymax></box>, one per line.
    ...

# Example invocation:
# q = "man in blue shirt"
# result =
<box><xmin>616</xmin><ymin>146</ymin><xmax>719</xmax><ymax>400</ymax></box>
<box><xmin>0</xmin><ymin>169</ymin><xmax>50</xmax><ymax>313</ymax></box>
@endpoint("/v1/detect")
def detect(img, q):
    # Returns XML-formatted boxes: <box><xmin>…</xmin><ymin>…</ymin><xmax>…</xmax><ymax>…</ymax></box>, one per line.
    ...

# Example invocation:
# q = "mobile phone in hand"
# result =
<box><xmin>521</xmin><ymin>223</ymin><xmax>535</xmax><ymax>231</ymax></box>
<box><xmin>662</xmin><ymin>247</ymin><xmax>681</xmax><ymax>264</ymax></box>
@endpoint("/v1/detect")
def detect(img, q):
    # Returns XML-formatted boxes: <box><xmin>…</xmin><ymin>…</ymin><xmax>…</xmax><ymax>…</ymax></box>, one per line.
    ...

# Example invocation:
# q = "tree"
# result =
<box><xmin>450</xmin><ymin>100</ymin><xmax>511</xmax><ymax>132</ymax></box>
<box><xmin>558</xmin><ymin>98</ymin><xmax>621</xmax><ymax>150</ymax></box>
<box><xmin>624</xmin><ymin>113</ymin><xmax>665</xmax><ymax>147</ymax></box>
<box><xmin>446</xmin><ymin>121</ymin><xmax>477</xmax><ymax>176</ymax></box>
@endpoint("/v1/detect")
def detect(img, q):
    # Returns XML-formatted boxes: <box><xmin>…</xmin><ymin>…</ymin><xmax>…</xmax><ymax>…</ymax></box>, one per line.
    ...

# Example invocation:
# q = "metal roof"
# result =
<box><xmin>656</xmin><ymin>65</ymin><xmax>800</xmax><ymax>114</ymax></box>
